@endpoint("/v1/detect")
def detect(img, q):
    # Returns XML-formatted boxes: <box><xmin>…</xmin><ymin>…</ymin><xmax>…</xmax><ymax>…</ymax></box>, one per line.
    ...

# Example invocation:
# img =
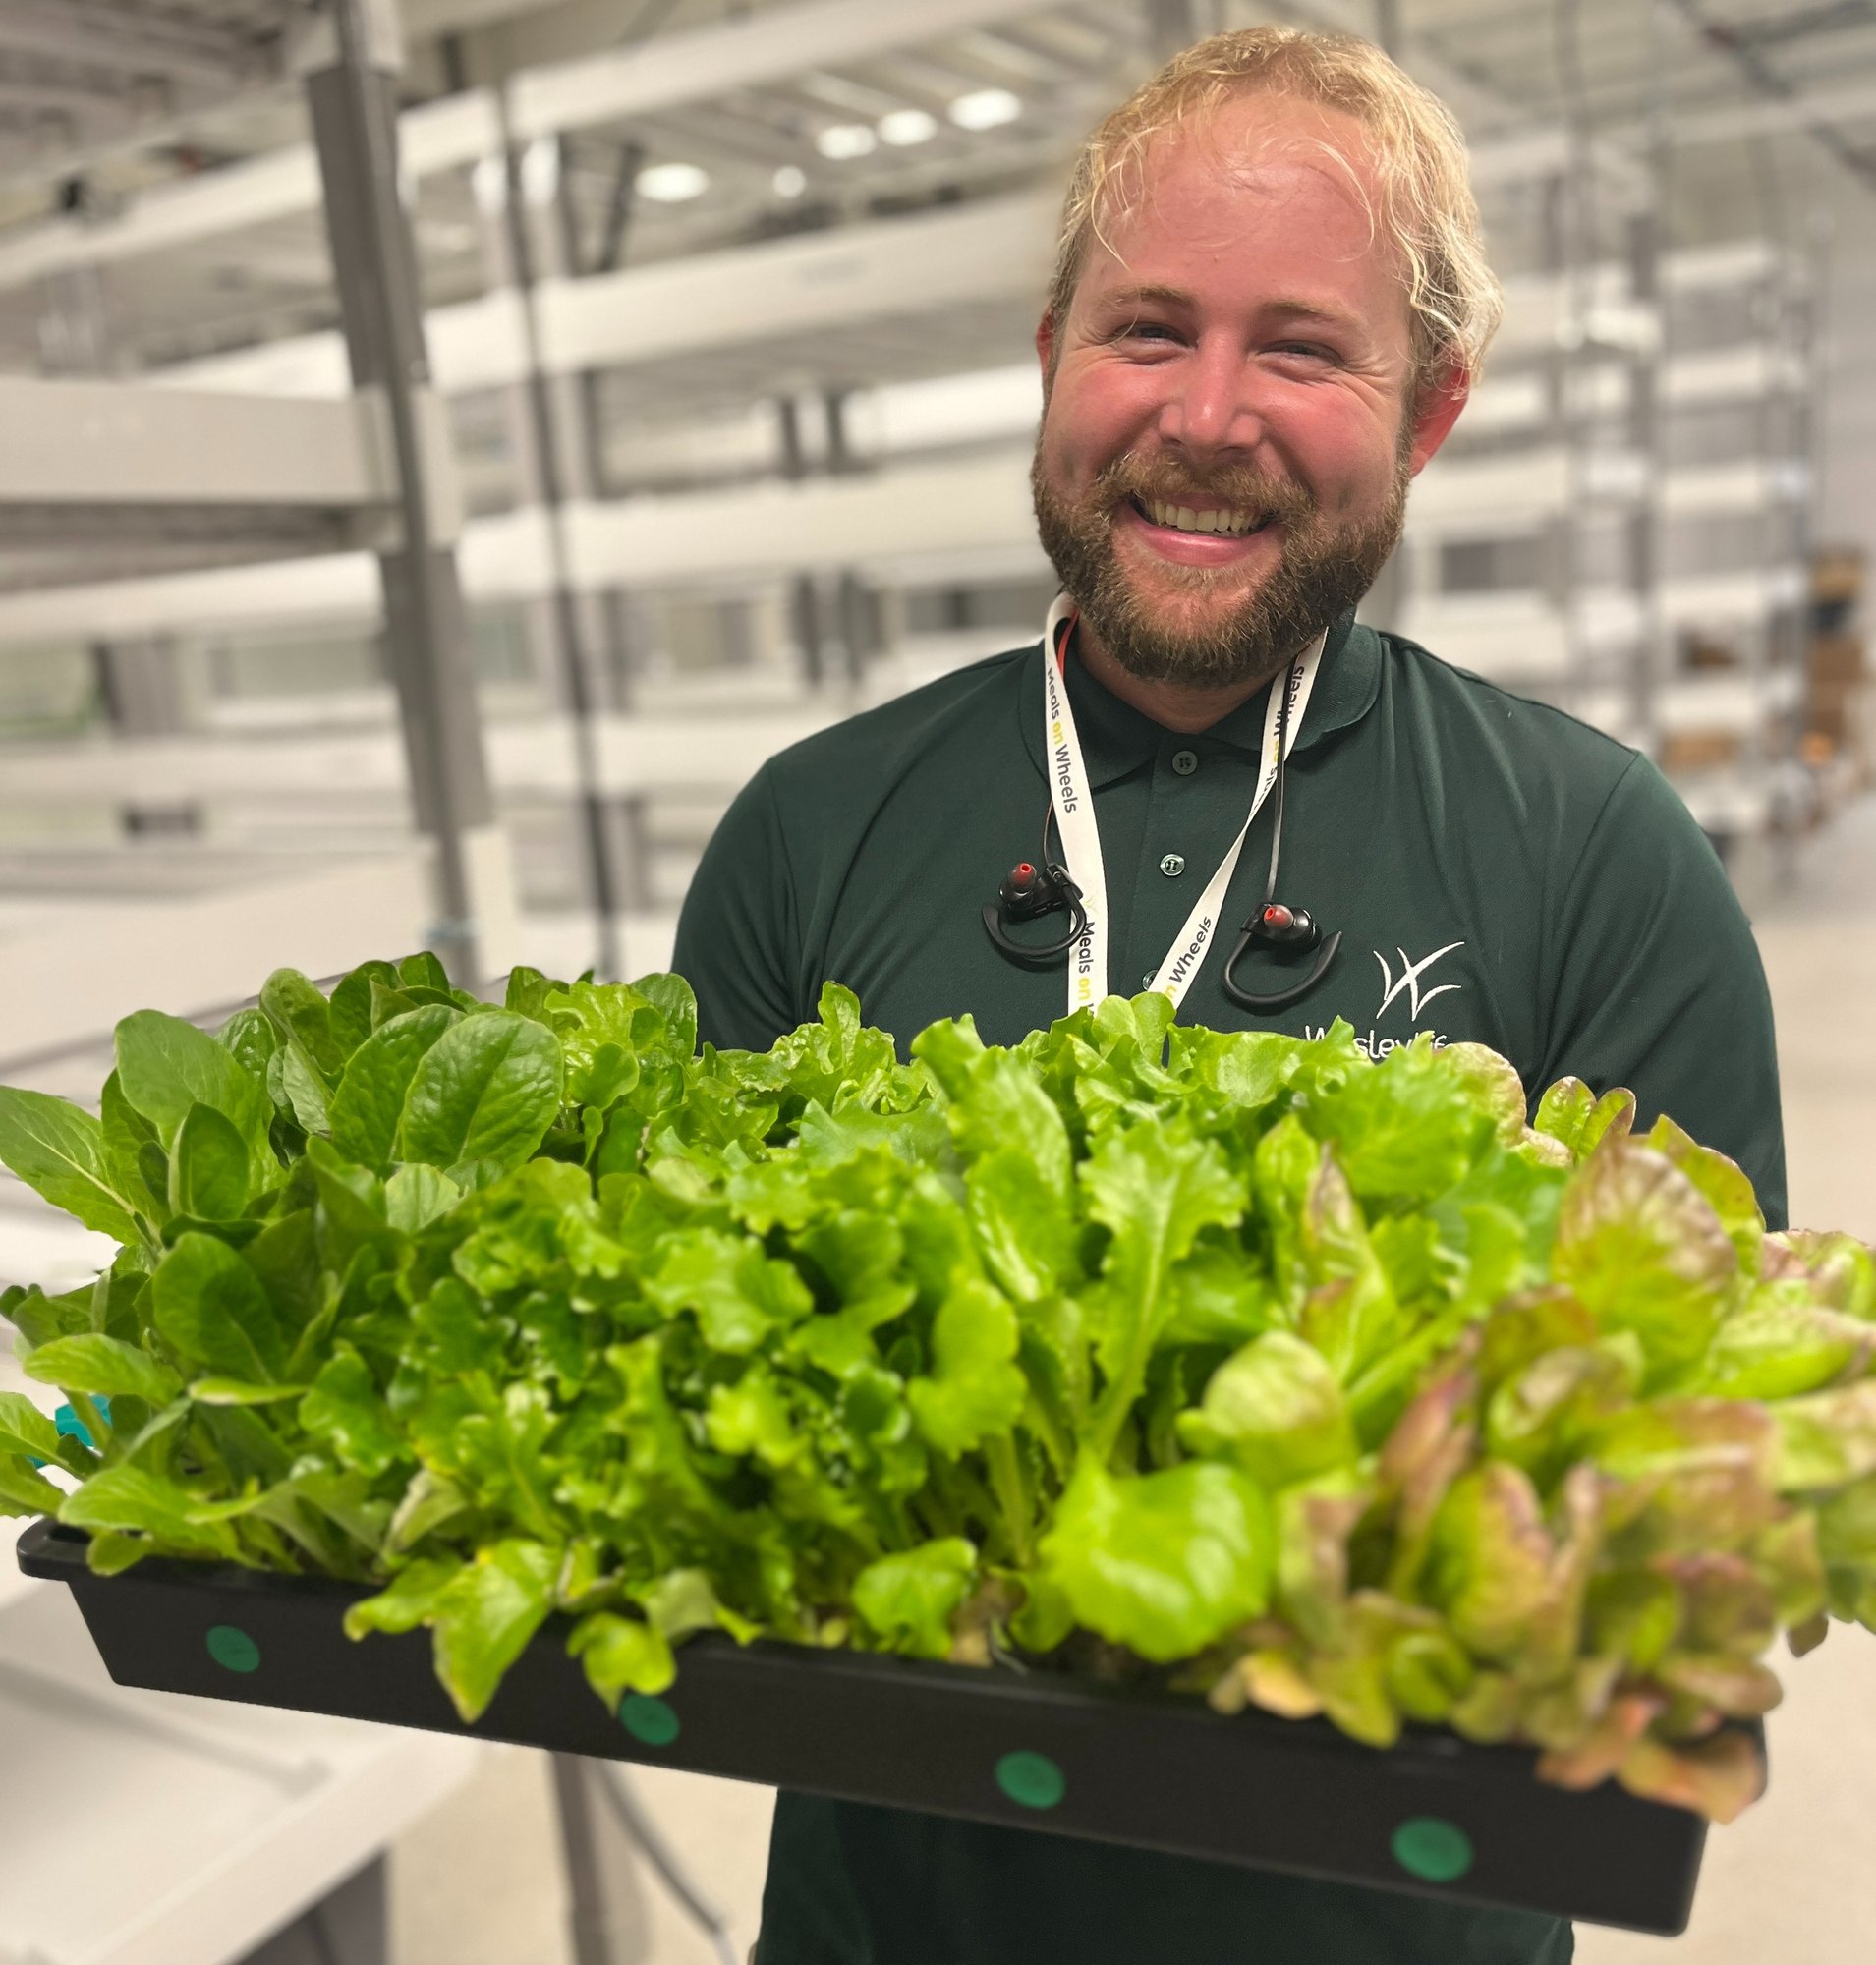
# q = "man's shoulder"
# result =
<box><xmin>1375</xmin><ymin>628</ymin><xmax>1643</xmax><ymax>802</ymax></box>
<box><xmin>760</xmin><ymin>642</ymin><xmax>1036</xmax><ymax>799</ymax></box>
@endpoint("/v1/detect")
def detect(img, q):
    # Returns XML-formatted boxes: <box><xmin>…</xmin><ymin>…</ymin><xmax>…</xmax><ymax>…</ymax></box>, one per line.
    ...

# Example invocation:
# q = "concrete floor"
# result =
<box><xmin>380</xmin><ymin>796</ymin><xmax>1876</xmax><ymax>1965</ymax></box>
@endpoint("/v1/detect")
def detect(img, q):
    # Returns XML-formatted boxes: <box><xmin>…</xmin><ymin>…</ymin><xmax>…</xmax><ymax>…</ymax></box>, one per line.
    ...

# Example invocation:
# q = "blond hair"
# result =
<box><xmin>1048</xmin><ymin>26</ymin><xmax>1503</xmax><ymax>399</ymax></box>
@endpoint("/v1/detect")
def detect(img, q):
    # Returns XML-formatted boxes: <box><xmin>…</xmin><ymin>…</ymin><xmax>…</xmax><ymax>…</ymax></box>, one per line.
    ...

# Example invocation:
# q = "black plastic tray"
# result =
<box><xmin>17</xmin><ymin>1518</ymin><xmax>1717</xmax><ymax>1933</ymax></box>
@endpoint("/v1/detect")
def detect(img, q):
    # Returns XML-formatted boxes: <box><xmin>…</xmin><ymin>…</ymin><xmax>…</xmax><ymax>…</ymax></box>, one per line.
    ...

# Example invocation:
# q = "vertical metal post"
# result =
<box><xmin>550</xmin><ymin>1752</ymin><xmax>653</xmax><ymax>1965</ymax></box>
<box><xmin>484</xmin><ymin>124</ymin><xmax>628</xmax><ymax>980</ymax></box>
<box><xmin>777</xmin><ymin>395</ymin><xmax>826</xmax><ymax>689</ymax></box>
<box><xmin>38</xmin><ymin>260</ymin><xmax>202</xmax><ymax>836</ymax></box>
<box><xmin>302</xmin><ymin>0</ymin><xmax>504</xmax><ymax>990</ymax></box>
<box><xmin>1626</xmin><ymin>195</ymin><xmax>1665</xmax><ymax>759</ymax></box>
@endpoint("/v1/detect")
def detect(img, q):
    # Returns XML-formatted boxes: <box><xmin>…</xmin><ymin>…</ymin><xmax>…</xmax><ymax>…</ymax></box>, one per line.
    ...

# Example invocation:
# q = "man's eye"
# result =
<box><xmin>1271</xmin><ymin>342</ymin><xmax>1335</xmax><ymax>362</ymax></box>
<box><xmin>1118</xmin><ymin>321</ymin><xmax>1180</xmax><ymax>343</ymax></box>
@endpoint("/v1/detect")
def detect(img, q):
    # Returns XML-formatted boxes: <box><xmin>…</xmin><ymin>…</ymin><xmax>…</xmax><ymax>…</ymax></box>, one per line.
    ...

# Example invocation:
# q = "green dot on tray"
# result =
<box><xmin>205</xmin><ymin>1624</ymin><xmax>261</xmax><ymax>1674</ymax></box>
<box><xmin>1392</xmin><ymin>1816</ymin><xmax>1474</xmax><ymax>1883</ymax></box>
<box><xmin>995</xmin><ymin>1750</ymin><xmax>1065</xmax><ymax>1811</ymax></box>
<box><xmin>619</xmin><ymin>1694</ymin><xmax>681</xmax><ymax>1747</ymax></box>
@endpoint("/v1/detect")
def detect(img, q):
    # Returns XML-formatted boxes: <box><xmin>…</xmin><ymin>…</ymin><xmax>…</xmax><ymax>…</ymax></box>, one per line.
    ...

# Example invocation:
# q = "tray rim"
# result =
<box><xmin>11</xmin><ymin>1515</ymin><xmax>1750</xmax><ymax>1797</ymax></box>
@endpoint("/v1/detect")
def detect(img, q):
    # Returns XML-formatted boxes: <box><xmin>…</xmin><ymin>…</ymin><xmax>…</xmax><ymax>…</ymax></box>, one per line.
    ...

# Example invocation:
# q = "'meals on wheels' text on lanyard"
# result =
<box><xmin>1040</xmin><ymin>592</ymin><xmax>1326</xmax><ymax>1018</ymax></box>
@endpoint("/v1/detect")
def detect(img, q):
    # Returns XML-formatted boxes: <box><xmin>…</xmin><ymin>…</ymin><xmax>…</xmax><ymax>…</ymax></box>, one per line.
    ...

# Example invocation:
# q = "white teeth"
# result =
<box><xmin>1145</xmin><ymin>498</ymin><xmax>1261</xmax><ymax>535</ymax></box>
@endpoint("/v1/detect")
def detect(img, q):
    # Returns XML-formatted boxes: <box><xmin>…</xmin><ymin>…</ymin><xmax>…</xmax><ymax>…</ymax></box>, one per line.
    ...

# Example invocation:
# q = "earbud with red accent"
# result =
<box><xmin>998</xmin><ymin>859</ymin><xmax>1077</xmax><ymax>924</ymax></box>
<box><xmin>984</xmin><ymin>858</ymin><xmax>1088</xmax><ymax>961</ymax></box>
<box><xmin>1249</xmin><ymin>900</ymin><xmax>1322</xmax><ymax>949</ymax></box>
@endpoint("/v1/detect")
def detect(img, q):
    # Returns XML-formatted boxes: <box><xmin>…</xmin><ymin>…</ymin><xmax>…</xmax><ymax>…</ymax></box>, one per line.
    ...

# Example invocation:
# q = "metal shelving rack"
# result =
<box><xmin>0</xmin><ymin>0</ymin><xmax>515</xmax><ymax>1026</ymax></box>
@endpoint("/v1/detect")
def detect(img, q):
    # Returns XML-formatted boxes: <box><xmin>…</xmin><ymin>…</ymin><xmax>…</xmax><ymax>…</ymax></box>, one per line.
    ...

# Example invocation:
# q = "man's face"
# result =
<box><xmin>1032</xmin><ymin>95</ymin><xmax>1465</xmax><ymax>691</ymax></box>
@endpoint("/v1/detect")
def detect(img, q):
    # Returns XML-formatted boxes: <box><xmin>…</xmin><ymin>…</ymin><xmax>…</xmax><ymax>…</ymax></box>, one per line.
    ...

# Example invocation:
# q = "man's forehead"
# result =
<box><xmin>1126</xmin><ymin>95</ymin><xmax>1381</xmax><ymax>216</ymax></box>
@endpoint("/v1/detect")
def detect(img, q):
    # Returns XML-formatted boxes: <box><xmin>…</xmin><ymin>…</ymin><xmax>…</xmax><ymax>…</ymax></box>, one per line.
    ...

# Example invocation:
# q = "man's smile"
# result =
<box><xmin>1114</xmin><ymin>493</ymin><xmax>1285</xmax><ymax>567</ymax></box>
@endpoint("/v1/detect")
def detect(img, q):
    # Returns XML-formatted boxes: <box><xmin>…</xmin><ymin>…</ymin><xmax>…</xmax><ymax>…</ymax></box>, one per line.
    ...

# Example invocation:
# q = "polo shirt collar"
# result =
<box><xmin>1019</xmin><ymin>594</ymin><xmax>1379</xmax><ymax>788</ymax></box>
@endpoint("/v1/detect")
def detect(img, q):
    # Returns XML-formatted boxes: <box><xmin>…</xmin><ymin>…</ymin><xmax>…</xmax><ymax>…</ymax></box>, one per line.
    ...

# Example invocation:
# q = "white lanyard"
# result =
<box><xmin>1040</xmin><ymin>592</ymin><xmax>1326</xmax><ymax>1016</ymax></box>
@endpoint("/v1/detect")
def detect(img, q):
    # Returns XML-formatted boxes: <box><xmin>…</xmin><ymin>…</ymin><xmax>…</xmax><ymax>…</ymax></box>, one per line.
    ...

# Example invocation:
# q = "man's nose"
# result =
<box><xmin>1157</xmin><ymin>342</ymin><xmax>1265</xmax><ymax>456</ymax></box>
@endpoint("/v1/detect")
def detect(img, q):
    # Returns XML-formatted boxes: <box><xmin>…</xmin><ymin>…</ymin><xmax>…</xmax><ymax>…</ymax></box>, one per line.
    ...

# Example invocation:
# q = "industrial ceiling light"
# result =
<box><xmin>948</xmin><ymin>87</ymin><xmax>1022</xmax><ymax>132</ymax></box>
<box><xmin>879</xmin><ymin>107</ymin><xmax>939</xmax><ymax>145</ymax></box>
<box><xmin>772</xmin><ymin>164</ymin><xmax>808</xmax><ymax>196</ymax></box>
<box><xmin>817</xmin><ymin>123</ymin><xmax>878</xmax><ymax>160</ymax></box>
<box><xmin>637</xmin><ymin>161</ymin><xmax>711</xmax><ymax>202</ymax></box>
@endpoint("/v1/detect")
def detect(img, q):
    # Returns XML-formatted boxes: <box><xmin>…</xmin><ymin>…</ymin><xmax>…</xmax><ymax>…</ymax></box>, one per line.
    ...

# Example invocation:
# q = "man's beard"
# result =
<box><xmin>1031</xmin><ymin>440</ymin><xmax>1409</xmax><ymax>692</ymax></box>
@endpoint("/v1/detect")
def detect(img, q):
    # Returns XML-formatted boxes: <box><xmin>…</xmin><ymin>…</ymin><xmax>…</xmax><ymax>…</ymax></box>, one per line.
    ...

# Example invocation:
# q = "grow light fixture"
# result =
<box><xmin>949</xmin><ymin>88</ymin><xmax>1022</xmax><ymax>132</ymax></box>
<box><xmin>637</xmin><ymin>162</ymin><xmax>710</xmax><ymax>202</ymax></box>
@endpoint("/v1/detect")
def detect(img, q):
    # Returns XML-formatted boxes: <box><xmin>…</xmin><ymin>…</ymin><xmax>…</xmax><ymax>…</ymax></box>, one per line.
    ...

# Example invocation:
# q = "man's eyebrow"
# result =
<box><xmin>1092</xmin><ymin>285</ymin><xmax>1361</xmax><ymax>332</ymax></box>
<box><xmin>1095</xmin><ymin>283</ymin><xmax>1195</xmax><ymax>310</ymax></box>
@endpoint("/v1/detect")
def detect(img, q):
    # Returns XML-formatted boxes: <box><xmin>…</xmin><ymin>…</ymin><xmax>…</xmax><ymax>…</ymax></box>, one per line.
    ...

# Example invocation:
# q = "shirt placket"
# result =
<box><xmin>1126</xmin><ymin>737</ymin><xmax>1262</xmax><ymax>994</ymax></box>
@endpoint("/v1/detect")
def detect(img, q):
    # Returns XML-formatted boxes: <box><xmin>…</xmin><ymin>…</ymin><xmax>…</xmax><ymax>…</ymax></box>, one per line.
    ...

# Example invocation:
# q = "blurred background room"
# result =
<box><xmin>0</xmin><ymin>3</ymin><xmax>1873</xmax><ymax>1962</ymax></box>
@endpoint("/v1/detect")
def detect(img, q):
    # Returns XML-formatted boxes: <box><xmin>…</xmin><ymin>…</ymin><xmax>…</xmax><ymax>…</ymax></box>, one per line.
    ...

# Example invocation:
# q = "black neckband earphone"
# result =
<box><xmin>983</xmin><ymin>657</ymin><xmax>1342</xmax><ymax>1011</ymax></box>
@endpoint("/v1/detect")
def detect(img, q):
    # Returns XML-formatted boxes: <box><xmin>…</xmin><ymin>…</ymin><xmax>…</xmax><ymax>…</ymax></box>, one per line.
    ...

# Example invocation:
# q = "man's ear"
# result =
<box><xmin>1405</xmin><ymin>362</ymin><xmax>1470</xmax><ymax>477</ymax></box>
<box><xmin>1036</xmin><ymin>310</ymin><xmax>1057</xmax><ymax>401</ymax></box>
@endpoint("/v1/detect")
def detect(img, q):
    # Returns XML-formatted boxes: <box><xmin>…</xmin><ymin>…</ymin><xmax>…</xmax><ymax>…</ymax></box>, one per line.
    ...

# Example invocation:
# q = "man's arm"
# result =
<box><xmin>672</xmin><ymin>764</ymin><xmax>804</xmax><ymax>1053</ymax></box>
<box><xmin>1539</xmin><ymin>752</ymin><xmax>1788</xmax><ymax>1227</ymax></box>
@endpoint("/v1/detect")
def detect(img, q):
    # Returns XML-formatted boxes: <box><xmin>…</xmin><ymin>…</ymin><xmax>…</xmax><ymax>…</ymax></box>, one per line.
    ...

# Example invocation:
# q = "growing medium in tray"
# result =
<box><xmin>2</xmin><ymin>956</ymin><xmax>1874</xmax><ymax>1824</ymax></box>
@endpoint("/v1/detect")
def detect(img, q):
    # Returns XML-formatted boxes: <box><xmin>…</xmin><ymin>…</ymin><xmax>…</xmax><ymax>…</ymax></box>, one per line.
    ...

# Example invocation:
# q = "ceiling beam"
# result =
<box><xmin>0</xmin><ymin>3</ymin><xmax>270</xmax><ymax>92</ymax></box>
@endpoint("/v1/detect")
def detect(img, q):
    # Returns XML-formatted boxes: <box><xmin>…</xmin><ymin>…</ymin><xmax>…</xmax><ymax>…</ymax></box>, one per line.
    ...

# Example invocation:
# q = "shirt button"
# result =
<box><xmin>1171</xmin><ymin>749</ymin><xmax>1199</xmax><ymax>776</ymax></box>
<box><xmin>1142</xmin><ymin>971</ymin><xmax>1156</xmax><ymax>990</ymax></box>
<box><xmin>1160</xmin><ymin>853</ymin><xmax>1185</xmax><ymax>878</ymax></box>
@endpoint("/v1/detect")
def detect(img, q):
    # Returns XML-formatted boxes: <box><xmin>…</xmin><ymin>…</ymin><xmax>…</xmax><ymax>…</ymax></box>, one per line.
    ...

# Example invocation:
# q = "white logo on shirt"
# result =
<box><xmin>1374</xmin><ymin>942</ymin><xmax>1466</xmax><ymax>1022</ymax></box>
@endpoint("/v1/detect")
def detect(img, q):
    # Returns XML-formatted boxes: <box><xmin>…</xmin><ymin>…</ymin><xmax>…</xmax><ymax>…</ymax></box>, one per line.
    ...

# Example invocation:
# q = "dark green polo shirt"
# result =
<box><xmin>672</xmin><ymin>614</ymin><xmax>1785</xmax><ymax>1965</ymax></box>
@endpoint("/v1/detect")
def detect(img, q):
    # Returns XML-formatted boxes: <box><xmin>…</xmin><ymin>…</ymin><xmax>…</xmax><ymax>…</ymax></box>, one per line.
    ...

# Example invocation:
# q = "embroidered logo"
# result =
<box><xmin>1374</xmin><ymin>942</ymin><xmax>1466</xmax><ymax>1023</ymax></box>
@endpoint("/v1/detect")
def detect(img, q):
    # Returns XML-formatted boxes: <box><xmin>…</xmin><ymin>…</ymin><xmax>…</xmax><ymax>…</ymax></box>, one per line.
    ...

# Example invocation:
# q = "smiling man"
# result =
<box><xmin>676</xmin><ymin>26</ymin><xmax>1783</xmax><ymax>1965</ymax></box>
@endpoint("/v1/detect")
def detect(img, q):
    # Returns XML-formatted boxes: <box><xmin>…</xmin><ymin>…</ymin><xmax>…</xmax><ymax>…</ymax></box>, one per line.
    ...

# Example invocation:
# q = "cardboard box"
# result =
<box><xmin>1812</xmin><ymin>547</ymin><xmax>1865</xmax><ymax>607</ymax></box>
<box><xmin>1809</xmin><ymin>633</ymin><xmax>1867</xmax><ymax>687</ymax></box>
<box><xmin>1661</xmin><ymin>730</ymin><xmax>1743</xmax><ymax>773</ymax></box>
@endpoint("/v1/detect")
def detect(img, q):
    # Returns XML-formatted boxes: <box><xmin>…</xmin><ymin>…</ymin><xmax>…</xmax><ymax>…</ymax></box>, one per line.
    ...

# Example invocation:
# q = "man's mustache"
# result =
<box><xmin>1085</xmin><ymin>456</ymin><xmax>1317</xmax><ymax>525</ymax></box>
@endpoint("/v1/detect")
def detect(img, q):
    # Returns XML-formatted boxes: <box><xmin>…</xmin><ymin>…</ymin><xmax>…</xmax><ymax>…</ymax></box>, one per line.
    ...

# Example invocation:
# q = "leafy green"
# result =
<box><xmin>0</xmin><ymin>959</ymin><xmax>1870</xmax><ymax>1821</ymax></box>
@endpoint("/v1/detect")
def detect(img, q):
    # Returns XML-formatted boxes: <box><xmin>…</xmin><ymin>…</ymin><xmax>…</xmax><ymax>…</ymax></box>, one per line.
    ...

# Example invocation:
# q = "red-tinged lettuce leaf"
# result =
<box><xmin>1040</xmin><ymin>1453</ymin><xmax>1274</xmax><ymax>1662</ymax></box>
<box><xmin>1593</xmin><ymin>1400</ymin><xmax>1783</xmax><ymax>1553</ymax></box>
<box><xmin>1533</xmin><ymin>1079</ymin><xmax>1635</xmax><ymax>1160</ymax></box>
<box><xmin>1774</xmin><ymin>1380</ymin><xmax>1876</xmax><ymax>1492</ymax></box>
<box><xmin>1426</xmin><ymin>1462</ymin><xmax>1556</xmax><ymax>1662</ymax></box>
<box><xmin>1656</xmin><ymin>1653</ymin><xmax>1783</xmax><ymax>1719</ymax></box>
<box><xmin>1615</xmin><ymin>1728</ymin><xmax>1767</xmax><ymax>1825</ymax></box>
<box><xmin>852</xmin><ymin>1538</ymin><xmax>977</xmax><ymax>1658</ymax></box>
<box><xmin>1764</xmin><ymin>1231</ymin><xmax>1876</xmax><ymax>1321</ymax></box>
<box><xmin>1535</xmin><ymin>1690</ymin><xmax>1664</xmax><ymax>1790</ymax></box>
<box><xmin>1377</xmin><ymin>1356</ymin><xmax>1478</xmax><ymax>1598</ymax></box>
<box><xmin>1697</xmin><ymin>1279</ymin><xmax>1872</xmax><ymax>1401</ymax></box>
<box><xmin>1645</xmin><ymin>1116</ymin><xmax>1765</xmax><ymax>1274</ymax></box>
<box><xmin>1295</xmin><ymin>1152</ymin><xmax>1398</xmax><ymax>1383</ymax></box>
<box><xmin>1273</xmin><ymin>1472</ymin><xmax>1373</xmax><ymax>1648</ymax></box>
<box><xmin>1486</xmin><ymin>1343</ymin><xmax>1639</xmax><ymax>1488</ymax></box>
<box><xmin>1747</xmin><ymin>1509</ymin><xmax>1828</xmax><ymax>1629</ymax></box>
<box><xmin>1178</xmin><ymin>1330</ymin><xmax>1357</xmax><ymax>1489</ymax></box>
<box><xmin>1551</xmin><ymin>1143</ymin><xmax>1738</xmax><ymax>1378</ymax></box>
<box><xmin>1440</xmin><ymin>1043</ymin><xmax>1529</xmax><ymax>1147</ymax></box>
